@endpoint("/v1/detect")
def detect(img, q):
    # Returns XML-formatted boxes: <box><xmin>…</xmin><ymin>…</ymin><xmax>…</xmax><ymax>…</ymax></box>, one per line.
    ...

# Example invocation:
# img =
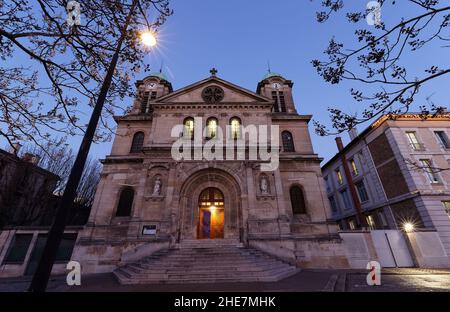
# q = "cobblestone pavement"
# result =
<box><xmin>0</xmin><ymin>269</ymin><xmax>449</xmax><ymax>292</ymax></box>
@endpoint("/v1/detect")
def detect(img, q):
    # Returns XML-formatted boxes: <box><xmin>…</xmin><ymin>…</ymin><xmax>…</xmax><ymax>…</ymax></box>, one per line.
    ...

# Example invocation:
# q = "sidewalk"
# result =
<box><xmin>0</xmin><ymin>270</ymin><xmax>335</xmax><ymax>292</ymax></box>
<box><xmin>0</xmin><ymin>269</ymin><xmax>449</xmax><ymax>292</ymax></box>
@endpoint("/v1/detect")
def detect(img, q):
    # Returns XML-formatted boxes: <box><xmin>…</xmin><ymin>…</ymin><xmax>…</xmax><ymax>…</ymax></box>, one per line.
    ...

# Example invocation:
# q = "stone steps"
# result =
<box><xmin>127</xmin><ymin>261</ymin><xmax>288</xmax><ymax>272</ymax></box>
<box><xmin>114</xmin><ymin>240</ymin><xmax>299</xmax><ymax>284</ymax></box>
<box><xmin>114</xmin><ymin>267</ymin><xmax>298</xmax><ymax>284</ymax></box>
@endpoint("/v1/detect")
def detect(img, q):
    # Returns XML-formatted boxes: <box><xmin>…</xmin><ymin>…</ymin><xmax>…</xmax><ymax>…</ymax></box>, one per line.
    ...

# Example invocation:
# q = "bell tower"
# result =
<box><xmin>132</xmin><ymin>72</ymin><xmax>173</xmax><ymax>115</ymax></box>
<box><xmin>257</xmin><ymin>72</ymin><xmax>296</xmax><ymax>114</ymax></box>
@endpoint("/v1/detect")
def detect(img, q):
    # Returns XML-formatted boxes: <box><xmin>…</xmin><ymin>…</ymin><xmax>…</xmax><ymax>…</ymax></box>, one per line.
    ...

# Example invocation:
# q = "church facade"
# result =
<box><xmin>72</xmin><ymin>70</ymin><xmax>349</xmax><ymax>274</ymax></box>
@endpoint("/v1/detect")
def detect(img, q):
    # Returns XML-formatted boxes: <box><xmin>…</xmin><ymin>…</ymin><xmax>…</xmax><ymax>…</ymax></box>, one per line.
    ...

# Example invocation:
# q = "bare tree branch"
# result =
<box><xmin>312</xmin><ymin>0</ymin><xmax>450</xmax><ymax>135</ymax></box>
<box><xmin>0</xmin><ymin>0</ymin><xmax>173</xmax><ymax>152</ymax></box>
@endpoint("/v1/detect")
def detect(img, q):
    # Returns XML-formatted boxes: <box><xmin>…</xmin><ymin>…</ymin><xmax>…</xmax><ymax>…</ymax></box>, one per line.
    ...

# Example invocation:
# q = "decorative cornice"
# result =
<box><xmin>372</xmin><ymin>113</ymin><xmax>450</xmax><ymax>128</ymax></box>
<box><xmin>153</xmin><ymin>76</ymin><xmax>273</xmax><ymax>104</ymax></box>
<box><xmin>271</xmin><ymin>114</ymin><xmax>312</xmax><ymax>122</ymax></box>
<box><xmin>114</xmin><ymin>115</ymin><xmax>153</xmax><ymax>123</ymax></box>
<box><xmin>322</xmin><ymin>113</ymin><xmax>450</xmax><ymax>170</ymax></box>
<box><xmin>152</xmin><ymin>102</ymin><xmax>272</xmax><ymax>111</ymax></box>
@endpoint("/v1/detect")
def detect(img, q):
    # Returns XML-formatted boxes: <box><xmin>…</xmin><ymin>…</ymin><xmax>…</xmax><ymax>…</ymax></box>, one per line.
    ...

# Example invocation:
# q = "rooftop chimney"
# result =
<box><xmin>348</xmin><ymin>128</ymin><xmax>358</xmax><ymax>141</ymax></box>
<box><xmin>31</xmin><ymin>155</ymin><xmax>41</xmax><ymax>165</ymax></box>
<box><xmin>22</xmin><ymin>153</ymin><xmax>34</xmax><ymax>163</ymax></box>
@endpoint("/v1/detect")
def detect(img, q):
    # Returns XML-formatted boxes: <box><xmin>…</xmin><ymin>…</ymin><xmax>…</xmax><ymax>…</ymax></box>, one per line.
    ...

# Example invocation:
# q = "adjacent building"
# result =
<box><xmin>322</xmin><ymin>113</ymin><xmax>450</xmax><ymax>256</ymax></box>
<box><xmin>0</xmin><ymin>149</ymin><xmax>59</xmax><ymax>227</ymax></box>
<box><xmin>0</xmin><ymin>149</ymin><xmax>80</xmax><ymax>277</ymax></box>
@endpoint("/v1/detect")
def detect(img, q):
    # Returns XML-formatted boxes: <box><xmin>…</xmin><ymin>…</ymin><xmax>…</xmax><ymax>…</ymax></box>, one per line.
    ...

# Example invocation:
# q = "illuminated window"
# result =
<box><xmin>206</xmin><ymin>118</ymin><xmax>218</xmax><ymax>139</ymax></box>
<box><xmin>230</xmin><ymin>117</ymin><xmax>241</xmax><ymax>139</ymax></box>
<box><xmin>366</xmin><ymin>215</ymin><xmax>376</xmax><ymax>230</ymax></box>
<box><xmin>336</xmin><ymin>169</ymin><xmax>344</xmax><ymax>185</ymax></box>
<box><xmin>200</xmin><ymin>188</ymin><xmax>224</xmax><ymax>203</ymax></box>
<box><xmin>350</xmin><ymin>159</ymin><xmax>358</xmax><ymax>176</ymax></box>
<box><xmin>183</xmin><ymin>117</ymin><xmax>194</xmax><ymax>140</ymax></box>
<box><xmin>130</xmin><ymin>132</ymin><xmax>144</xmax><ymax>153</ymax></box>
<box><xmin>442</xmin><ymin>201</ymin><xmax>450</xmax><ymax>218</ymax></box>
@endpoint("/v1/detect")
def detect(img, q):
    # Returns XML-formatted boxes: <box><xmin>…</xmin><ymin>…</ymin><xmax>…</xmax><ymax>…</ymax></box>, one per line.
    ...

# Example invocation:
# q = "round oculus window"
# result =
<box><xmin>202</xmin><ymin>86</ymin><xmax>224</xmax><ymax>104</ymax></box>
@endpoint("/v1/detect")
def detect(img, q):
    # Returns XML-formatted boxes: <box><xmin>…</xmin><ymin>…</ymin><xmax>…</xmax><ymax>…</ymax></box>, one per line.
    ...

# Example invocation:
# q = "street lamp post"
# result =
<box><xmin>28</xmin><ymin>0</ymin><xmax>154</xmax><ymax>292</ymax></box>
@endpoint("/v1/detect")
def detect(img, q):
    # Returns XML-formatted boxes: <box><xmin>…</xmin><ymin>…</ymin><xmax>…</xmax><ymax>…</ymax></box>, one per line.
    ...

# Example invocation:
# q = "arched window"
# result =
<box><xmin>183</xmin><ymin>117</ymin><xmax>194</xmax><ymax>140</ymax></box>
<box><xmin>116</xmin><ymin>187</ymin><xmax>134</xmax><ymax>217</ymax></box>
<box><xmin>130</xmin><ymin>132</ymin><xmax>144</xmax><ymax>153</ymax></box>
<box><xmin>282</xmin><ymin>131</ymin><xmax>295</xmax><ymax>152</ymax></box>
<box><xmin>230</xmin><ymin>117</ymin><xmax>241</xmax><ymax>139</ymax></box>
<box><xmin>290</xmin><ymin>185</ymin><xmax>306</xmax><ymax>215</ymax></box>
<box><xmin>206</xmin><ymin>117</ymin><xmax>218</xmax><ymax>139</ymax></box>
<box><xmin>199</xmin><ymin>187</ymin><xmax>224</xmax><ymax>206</ymax></box>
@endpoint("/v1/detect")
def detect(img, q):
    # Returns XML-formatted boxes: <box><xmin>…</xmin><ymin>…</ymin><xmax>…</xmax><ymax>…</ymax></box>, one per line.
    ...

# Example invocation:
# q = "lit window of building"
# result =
<box><xmin>183</xmin><ymin>118</ymin><xmax>194</xmax><ymax>140</ymax></box>
<box><xmin>206</xmin><ymin>118</ymin><xmax>218</xmax><ymax>139</ymax></box>
<box><xmin>336</xmin><ymin>169</ymin><xmax>344</xmax><ymax>185</ymax></box>
<box><xmin>443</xmin><ymin>201</ymin><xmax>450</xmax><ymax>218</ymax></box>
<box><xmin>366</xmin><ymin>215</ymin><xmax>376</xmax><ymax>230</ymax></box>
<box><xmin>230</xmin><ymin>117</ymin><xmax>241</xmax><ymax>139</ymax></box>
<box><xmin>350</xmin><ymin>159</ymin><xmax>358</xmax><ymax>176</ymax></box>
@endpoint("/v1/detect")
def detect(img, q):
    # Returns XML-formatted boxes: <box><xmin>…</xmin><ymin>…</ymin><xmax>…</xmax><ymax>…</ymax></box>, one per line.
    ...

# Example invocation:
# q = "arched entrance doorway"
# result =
<box><xmin>177</xmin><ymin>168</ymin><xmax>243</xmax><ymax>241</ymax></box>
<box><xmin>197</xmin><ymin>188</ymin><xmax>225</xmax><ymax>239</ymax></box>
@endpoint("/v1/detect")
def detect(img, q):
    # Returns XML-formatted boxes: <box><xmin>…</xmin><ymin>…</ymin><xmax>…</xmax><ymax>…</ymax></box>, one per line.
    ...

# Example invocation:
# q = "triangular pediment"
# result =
<box><xmin>154</xmin><ymin>76</ymin><xmax>272</xmax><ymax>104</ymax></box>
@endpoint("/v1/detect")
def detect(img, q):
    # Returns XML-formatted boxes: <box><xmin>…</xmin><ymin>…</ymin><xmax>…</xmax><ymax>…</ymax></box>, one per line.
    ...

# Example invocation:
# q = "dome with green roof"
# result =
<box><xmin>149</xmin><ymin>71</ymin><xmax>169</xmax><ymax>82</ymax></box>
<box><xmin>262</xmin><ymin>71</ymin><xmax>284</xmax><ymax>80</ymax></box>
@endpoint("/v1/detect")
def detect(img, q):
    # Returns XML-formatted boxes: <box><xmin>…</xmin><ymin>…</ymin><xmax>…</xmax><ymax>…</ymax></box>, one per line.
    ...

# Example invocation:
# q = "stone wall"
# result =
<box><xmin>248</xmin><ymin>236</ymin><xmax>350</xmax><ymax>269</ymax></box>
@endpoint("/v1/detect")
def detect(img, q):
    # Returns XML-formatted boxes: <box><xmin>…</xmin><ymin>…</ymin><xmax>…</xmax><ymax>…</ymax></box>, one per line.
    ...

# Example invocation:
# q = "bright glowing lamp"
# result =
<box><xmin>403</xmin><ymin>222</ymin><xmax>415</xmax><ymax>233</ymax></box>
<box><xmin>141</xmin><ymin>31</ymin><xmax>157</xmax><ymax>47</ymax></box>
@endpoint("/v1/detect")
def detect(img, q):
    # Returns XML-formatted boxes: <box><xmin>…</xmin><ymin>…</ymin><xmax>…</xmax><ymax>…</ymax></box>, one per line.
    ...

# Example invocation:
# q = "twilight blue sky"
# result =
<box><xmin>4</xmin><ymin>0</ymin><xmax>450</xmax><ymax>163</ymax></box>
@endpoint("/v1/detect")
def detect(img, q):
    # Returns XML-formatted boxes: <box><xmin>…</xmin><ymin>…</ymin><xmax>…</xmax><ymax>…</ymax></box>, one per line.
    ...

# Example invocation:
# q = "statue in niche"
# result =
<box><xmin>260</xmin><ymin>175</ymin><xmax>269</xmax><ymax>195</ymax></box>
<box><xmin>153</xmin><ymin>176</ymin><xmax>162</xmax><ymax>196</ymax></box>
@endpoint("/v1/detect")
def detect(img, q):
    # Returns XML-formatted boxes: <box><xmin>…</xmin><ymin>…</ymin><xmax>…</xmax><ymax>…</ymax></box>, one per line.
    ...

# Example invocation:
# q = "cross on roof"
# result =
<box><xmin>210</xmin><ymin>68</ymin><xmax>218</xmax><ymax>76</ymax></box>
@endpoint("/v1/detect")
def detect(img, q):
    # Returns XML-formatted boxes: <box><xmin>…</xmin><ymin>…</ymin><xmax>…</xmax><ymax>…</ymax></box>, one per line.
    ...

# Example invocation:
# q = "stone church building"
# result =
<box><xmin>72</xmin><ymin>70</ymin><xmax>349</xmax><ymax>282</ymax></box>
